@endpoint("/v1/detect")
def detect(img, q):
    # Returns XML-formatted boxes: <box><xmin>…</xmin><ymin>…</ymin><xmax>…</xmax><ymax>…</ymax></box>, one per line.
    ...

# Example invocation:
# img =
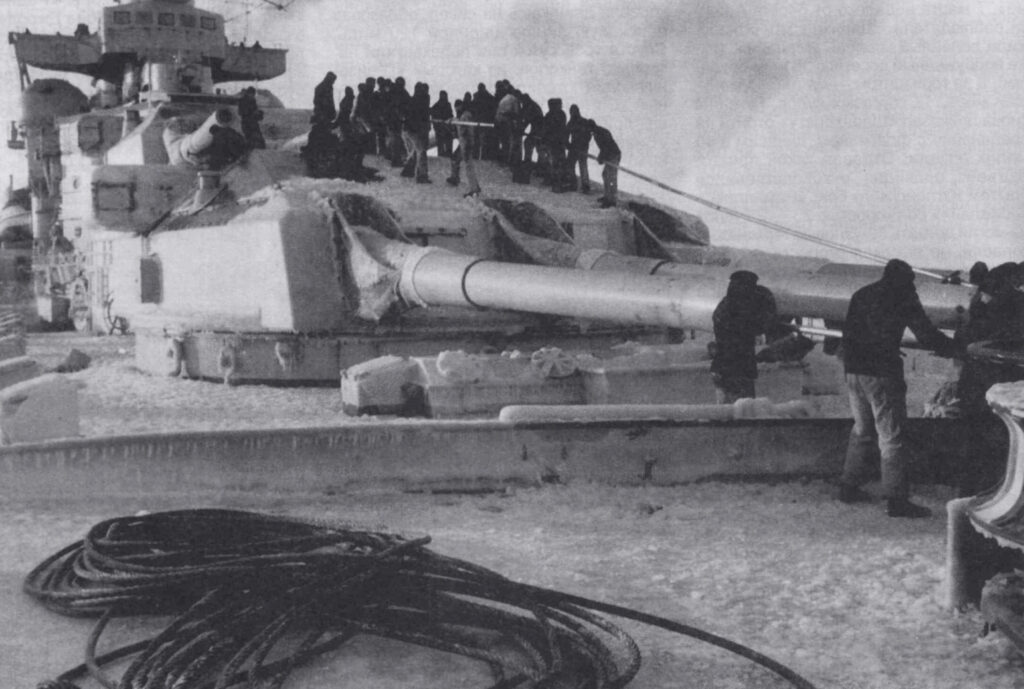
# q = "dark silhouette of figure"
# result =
<box><xmin>312</xmin><ymin>71</ymin><xmax>337</xmax><ymax>126</ymax></box>
<box><xmin>519</xmin><ymin>93</ymin><xmax>544</xmax><ymax>168</ymax></box>
<box><xmin>350</xmin><ymin>81</ymin><xmax>377</xmax><ymax>165</ymax></box>
<box><xmin>949</xmin><ymin>261</ymin><xmax>1024</xmax><ymax>495</ymax></box>
<box><xmin>471</xmin><ymin>83</ymin><xmax>496</xmax><ymax>159</ymax></box>
<box><xmin>590</xmin><ymin>120</ymin><xmax>620</xmax><ymax>207</ymax></box>
<box><xmin>838</xmin><ymin>259</ymin><xmax>957</xmax><ymax>518</ymax></box>
<box><xmin>430</xmin><ymin>90</ymin><xmax>454</xmax><ymax>158</ymax></box>
<box><xmin>400</xmin><ymin>82</ymin><xmax>432</xmax><ymax>183</ymax></box>
<box><xmin>238</xmin><ymin>87</ymin><xmax>265</xmax><ymax>149</ymax></box>
<box><xmin>334</xmin><ymin>86</ymin><xmax>355</xmax><ymax>137</ymax></box>
<box><xmin>446</xmin><ymin>99</ymin><xmax>481</xmax><ymax>197</ymax></box>
<box><xmin>710</xmin><ymin>270</ymin><xmax>790</xmax><ymax>404</ymax></box>
<box><xmin>539</xmin><ymin>98</ymin><xmax>568</xmax><ymax>189</ymax></box>
<box><xmin>567</xmin><ymin>104</ymin><xmax>591</xmax><ymax>193</ymax></box>
<box><xmin>385</xmin><ymin>77</ymin><xmax>411</xmax><ymax>167</ymax></box>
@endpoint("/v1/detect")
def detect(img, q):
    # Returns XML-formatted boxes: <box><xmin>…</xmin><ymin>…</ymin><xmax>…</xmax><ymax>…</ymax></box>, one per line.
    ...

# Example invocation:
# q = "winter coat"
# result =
<box><xmin>841</xmin><ymin>278</ymin><xmax>954</xmax><ymax>379</ymax></box>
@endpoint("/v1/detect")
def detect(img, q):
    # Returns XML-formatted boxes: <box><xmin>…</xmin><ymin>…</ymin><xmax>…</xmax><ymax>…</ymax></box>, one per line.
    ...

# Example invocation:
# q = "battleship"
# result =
<box><xmin>2</xmin><ymin>1</ymin><xmax>1024</xmax><ymax>687</ymax></box>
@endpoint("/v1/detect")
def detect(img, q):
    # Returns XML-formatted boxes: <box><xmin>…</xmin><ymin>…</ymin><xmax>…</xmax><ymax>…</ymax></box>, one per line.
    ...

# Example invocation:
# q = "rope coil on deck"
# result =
<box><xmin>25</xmin><ymin>509</ymin><xmax>820</xmax><ymax>689</ymax></box>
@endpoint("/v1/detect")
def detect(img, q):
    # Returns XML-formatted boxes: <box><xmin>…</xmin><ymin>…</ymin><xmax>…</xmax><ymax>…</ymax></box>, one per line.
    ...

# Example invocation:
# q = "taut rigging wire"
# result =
<box><xmin>591</xmin><ymin>154</ymin><xmax>949</xmax><ymax>282</ymax></box>
<box><xmin>26</xmin><ymin>509</ymin><xmax>820</xmax><ymax>689</ymax></box>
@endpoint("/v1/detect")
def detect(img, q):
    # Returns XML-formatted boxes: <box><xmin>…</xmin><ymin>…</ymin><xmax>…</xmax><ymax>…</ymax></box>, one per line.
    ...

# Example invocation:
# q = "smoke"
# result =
<box><xmin>2</xmin><ymin>0</ymin><xmax>1021</xmax><ymax>269</ymax></box>
<box><xmin>252</xmin><ymin>1</ymin><xmax>884</xmax><ymax>178</ymax></box>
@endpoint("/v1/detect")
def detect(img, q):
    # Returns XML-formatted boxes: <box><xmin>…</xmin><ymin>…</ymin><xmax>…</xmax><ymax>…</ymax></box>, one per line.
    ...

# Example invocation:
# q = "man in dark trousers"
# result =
<box><xmin>430</xmin><ymin>90</ymin><xmax>454</xmax><ymax>158</ymax></box>
<box><xmin>589</xmin><ymin>120</ymin><xmax>620</xmax><ymax>207</ymax></box>
<box><xmin>838</xmin><ymin>258</ymin><xmax>957</xmax><ymax>518</ymax></box>
<box><xmin>566</xmin><ymin>104</ymin><xmax>592</xmax><ymax>193</ymax></box>
<box><xmin>710</xmin><ymin>270</ymin><xmax>790</xmax><ymax>404</ymax></box>
<box><xmin>540</xmin><ymin>98</ymin><xmax>568</xmax><ymax>189</ymax></box>
<box><xmin>401</xmin><ymin>81</ymin><xmax>432</xmax><ymax>183</ymax></box>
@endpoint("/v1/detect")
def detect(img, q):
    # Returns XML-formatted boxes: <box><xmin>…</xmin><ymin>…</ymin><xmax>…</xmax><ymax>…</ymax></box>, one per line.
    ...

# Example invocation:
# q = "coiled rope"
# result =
<box><xmin>26</xmin><ymin>509</ymin><xmax>819</xmax><ymax>689</ymax></box>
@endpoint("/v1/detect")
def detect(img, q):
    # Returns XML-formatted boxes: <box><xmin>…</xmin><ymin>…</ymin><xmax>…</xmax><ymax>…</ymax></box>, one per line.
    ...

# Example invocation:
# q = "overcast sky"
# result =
<box><xmin>2</xmin><ymin>0</ymin><xmax>1022</xmax><ymax>270</ymax></box>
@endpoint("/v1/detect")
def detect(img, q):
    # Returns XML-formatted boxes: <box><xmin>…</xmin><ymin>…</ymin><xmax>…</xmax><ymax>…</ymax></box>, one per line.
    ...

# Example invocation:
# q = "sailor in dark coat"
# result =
<box><xmin>401</xmin><ymin>81</ymin><xmax>432</xmax><ymax>183</ymax></box>
<box><xmin>838</xmin><ymin>258</ymin><xmax>956</xmax><ymax>517</ymax></box>
<box><xmin>430</xmin><ymin>90</ymin><xmax>454</xmax><ymax>158</ymax></box>
<box><xmin>238</xmin><ymin>87</ymin><xmax>265</xmax><ymax>149</ymax></box>
<box><xmin>710</xmin><ymin>270</ymin><xmax>789</xmax><ymax>403</ymax></box>
<box><xmin>312</xmin><ymin>71</ymin><xmax>337</xmax><ymax>126</ymax></box>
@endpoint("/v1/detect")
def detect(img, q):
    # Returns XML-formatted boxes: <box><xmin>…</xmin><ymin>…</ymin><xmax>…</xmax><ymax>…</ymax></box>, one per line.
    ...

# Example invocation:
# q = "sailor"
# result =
<box><xmin>430</xmin><ymin>90</ymin><xmax>454</xmax><ymax>158</ymax></box>
<box><xmin>334</xmin><ymin>86</ymin><xmax>354</xmax><ymax>134</ymax></box>
<box><xmin>710</xmin><ymin>270</ymin><xmax>790</xmax><ymax>405</ymax></box>
<box><xmin>312</xmin><ymin>71</ymin><xmax>337</xmax><ymax>126</ymax></box>
<box><xmin>837</xmin><ymin>258</ymin><xmax>958</xmax><ymax>518</ymax></box>
<box><xmin>567</xmin><ymin>104</ymin><xmax>592</xmax><ymax>193</ymax></box>
<box><xmin>589</xmin><ymin>120</ymin><xmax>620</xmax><ymax>207</ymax></box>
<box><xmin>949</xmin><ymin>260</ymin><xmax>1024</xmax><ymax>495</ymax></box>
<box><xmin>446</xmin><ymin>99</ymin><xmax>482</xmax><ymax>198</ymax></box>
<box><xmin>401</xmin><ymin>82</ymin><xmax>432</xmax><ymax>183</ymax></box>
<box><xmin>494</xmin><ymin>87</ymin><xmax>522</xmax><ymax>165</ymax></box>
<box><xmin>519</xmin><ymin>93</ymin><xmax>544</xmax><ymax>168</ymax></box>
<box><xmin>350</xmin><ymin>81</ymin><xmax>376</xmax><ymax>166</ymax></box>
<box><xmin>539</xmin><ymin>98</ymin><xmax>568</xmax><ymax>187</ymax></box>
<box><xmin>472</xmin><ymin>82</ymin><xmax>497</xmax><ymax>160</ymax></box>
<box><xmin>237</xmin><ymin>87</ymin><xmax>265</xmax><ymax>149</ymax></box>
<box><xmin>385</xmin><ymin>77</ymin><xmax>411</xmax><ymax>167</ymax></box>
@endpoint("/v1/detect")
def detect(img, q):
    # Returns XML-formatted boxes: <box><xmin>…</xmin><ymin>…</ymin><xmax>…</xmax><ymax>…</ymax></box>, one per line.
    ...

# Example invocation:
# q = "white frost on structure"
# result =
<box><xmin>0</xmin><ymin>373</ymin><xmax>80</xmax><ymax>444</ymax></box>
<box><xmin>988</xmin><ymin>381</ymin><xmax>1024</xmax><ymax>417</ymax></box>
<box><xmin>0</xmin><ymin>355</ymin><xmax>41</xmax><ymax>389</ymax></box>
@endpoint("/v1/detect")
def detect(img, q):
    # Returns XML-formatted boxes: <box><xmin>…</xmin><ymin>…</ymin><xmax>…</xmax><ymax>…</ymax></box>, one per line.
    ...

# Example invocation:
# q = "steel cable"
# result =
<box><xmin>26</xmin><ymin>509</ymin><xmax>819</xmax><ymax>689</ymax></box>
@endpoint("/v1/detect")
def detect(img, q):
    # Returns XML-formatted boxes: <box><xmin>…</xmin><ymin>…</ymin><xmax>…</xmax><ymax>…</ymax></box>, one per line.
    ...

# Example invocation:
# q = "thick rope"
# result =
<box><xmin>26</xmin><ymin>509</ymin><xmax>819</xmax><ymax>689</ymax></box>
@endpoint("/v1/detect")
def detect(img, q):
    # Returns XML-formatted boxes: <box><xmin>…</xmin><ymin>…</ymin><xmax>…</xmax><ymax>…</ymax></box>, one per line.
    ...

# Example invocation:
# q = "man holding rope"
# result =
<box><xmin>589</xmin><ymin>119</ymin><xmax>620</xmax><ymax>207</ymax></box>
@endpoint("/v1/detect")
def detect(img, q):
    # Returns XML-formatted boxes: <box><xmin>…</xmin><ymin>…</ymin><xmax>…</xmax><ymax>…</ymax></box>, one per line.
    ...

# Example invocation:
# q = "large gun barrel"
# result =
<box><xmin>577</xmin><ymin>250</ymin><xmax>970</xmax><ymax>330</ymax></box>
<box><xmin>399</xmin><ymin>248</ymin><xmax>726</xmax><ymax>331</ymax></box>
<box><xmin>164</xmin><ymin>108</ymin><xmax>233</xmax><ymax>166</ymax></box>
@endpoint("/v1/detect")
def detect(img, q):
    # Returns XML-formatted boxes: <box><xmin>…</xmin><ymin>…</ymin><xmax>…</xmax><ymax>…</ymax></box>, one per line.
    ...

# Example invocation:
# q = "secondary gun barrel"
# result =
<box><xmin>164</xmin><ymin>108</ymin><xmax>233</xmax><ymax>166</ymax></box>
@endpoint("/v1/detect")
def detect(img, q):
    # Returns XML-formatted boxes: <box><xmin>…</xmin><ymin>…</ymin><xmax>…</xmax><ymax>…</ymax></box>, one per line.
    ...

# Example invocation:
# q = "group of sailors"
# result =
<box><xmin>711</xmin><ymin>258</ymin><xmax>1024</xmax><ymax>519</ymax></box>
<box><xmin>301</xmin><ymin>72</ymin><xmax>622</xmax><ymax>204</ymax></box>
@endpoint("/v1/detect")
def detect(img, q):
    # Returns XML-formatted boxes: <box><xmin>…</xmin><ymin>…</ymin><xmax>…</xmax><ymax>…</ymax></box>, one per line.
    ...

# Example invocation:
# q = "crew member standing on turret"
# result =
<box><xmin>312</xmin><ymin>71</ymin><xmax>337</xmax><ymax>126</ymax></box>
<box><xmin>446</xmin><ymin>99</ymin><xmax>481</xmax><ymax>198</ymax></box>
<box><xmin>401</xmin><ymin>82</ymin><xmax>432</xmax><ymax>184</ymax></box>
<box><xmin>837</xmin><ymin>258</ymin><xmax>958</xmax><ymax>518</ymax></box>
<box><xmin>710</xmin><ymin>270</ymin><xmax>790</xmax><ymax>404</ymax></box>
<box><xmin>431</xmin><ymin>90</ymin><xmax>454</xmax><ymax>158</ymax></box>
<box><xmin>238</xmin><ymin>86</ymin><xmax>265</xmax><ymax>149</ymax></box>
<box><xmin>540</xmin><ymin>98</ymin><xmax>567</xmax><ymax>188</ymax></box>
<box><xmin>519</xmin><ymin>93</ymin><xmax>544</xmax><ymax>170</ymax></box>
<box><xmin>567</xmin><ymin>104</ymin><xmax>591</xmax><ymax>193</ymax></box>
<box><xmin>590</xmin><ymin>120</ymin><xmax>620</xmax><ymax>208</ymax></box>
<box><xmin>335</xmin><ymin>85</ymin><xmax>355</xmax><ymax>138</ymax></box>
